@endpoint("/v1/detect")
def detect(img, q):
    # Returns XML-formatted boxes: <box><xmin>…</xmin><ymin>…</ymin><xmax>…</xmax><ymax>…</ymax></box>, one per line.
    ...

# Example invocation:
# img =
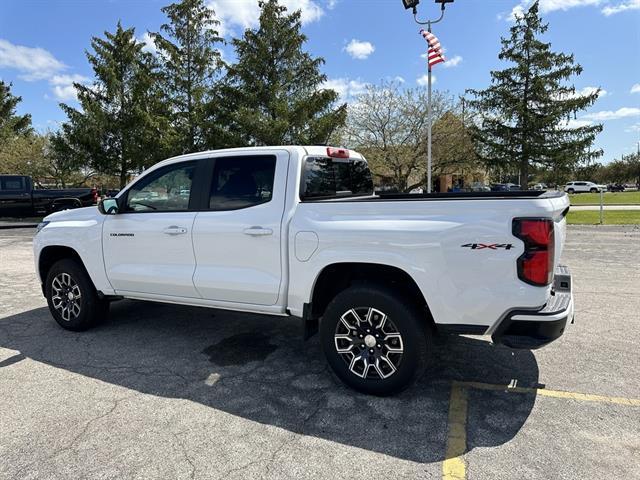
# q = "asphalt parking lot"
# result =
<box><xmin>1</xmin><ymin>225</ymin><xmax>639</xmax><ymax>480</ymax></box>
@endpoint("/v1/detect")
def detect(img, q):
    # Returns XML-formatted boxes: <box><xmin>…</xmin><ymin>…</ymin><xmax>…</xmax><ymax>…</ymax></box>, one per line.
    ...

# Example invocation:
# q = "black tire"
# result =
<box><xmin>320</xmin><ymin>284</ymin><xmax>431</xmax><ymax>396</ymax></box>
<box><xmin>45</xmin><ymin>258</ymin><xmax>109</xmax><ymax>331</ymax></box>
<box><xmin>567</xmin><ymin>188</ymin><xmax>575</xmax><ymax>194</ymax></box>
<box><xmin>590</xmin><ymin>188</ymin><xmax>598</xmax><ymax>193</ymax></box>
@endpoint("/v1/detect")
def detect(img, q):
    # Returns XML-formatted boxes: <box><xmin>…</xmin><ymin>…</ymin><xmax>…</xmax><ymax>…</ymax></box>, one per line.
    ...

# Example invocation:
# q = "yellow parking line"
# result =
<box><xmin>455</xmin><ymin>381</ymin><xmax>640</xmax><ymax>406</ymax></box>
<box><xmin>443</xmin><ymin>383</ymin><xmax>468</xmax><ymax>480</ymax></box>
<box><xmin>442</xmin><ymin>381</ymin><xmax>640</xmax><ymax>480</ymax></box>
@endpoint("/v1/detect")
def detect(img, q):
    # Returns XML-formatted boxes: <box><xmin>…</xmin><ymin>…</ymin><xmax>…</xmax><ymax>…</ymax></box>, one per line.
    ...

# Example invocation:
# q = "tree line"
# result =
<box><xmin>2</xmin><ymin>0</ymin><xmax>633</xmax><ymax>191</ymax></box>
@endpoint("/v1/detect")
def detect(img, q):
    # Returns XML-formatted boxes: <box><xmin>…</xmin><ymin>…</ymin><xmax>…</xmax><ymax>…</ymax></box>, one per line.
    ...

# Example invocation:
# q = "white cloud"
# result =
<box><xmin>0</xmin><ymin>38</ymin><xmax>66</xmax><ymax>80</ymax></box>
<box><xmin>138</xmin><ymin>32</ymin><xmax>158</xmax><ymax>55</ymax></box>
<box><xmin>327</xmin><ymin>0</ymin><xmax>338</xmax><ymax>9</ymax></box>
<box><xmin>560</xmin><ymin>119</ymin><xmax>594</xmax><ymax>129</ymax></box>
<box><xmin>443</xmin><ymin>55</ymin><xmax>463</xmax><ymax>68</ymax></box>
<box><xmin>625</xmin><ymin>122</ymin><xmax>640</xmax><ymax>133</ymax></box>
<box><xmin>556</xmin><ymin>86</ymin><xmax>608</xmax><ymax>100</ymax></box>
<box><xmin>631</xmin><ymin>83</ymin><xmax>640</xmax><ymax>94</ymax></box>
<box><xmin>323</xmin><ymin>78</ymin><xmax>368</xmax><ymax>101</ymax></box>
<box><xmin>602</xmin><ymin>0</ymin><xmax>640</xmax><ymax>15</ymax></box>
<box><xmin>49</xmin><ymin>74</ymin><xmax>90</xmax><ymax>102</ymax></box>
<box><xmin>209</xmin><ymin>0</ymin><xmax>324</xmax><ymax>36</ymax></box>
<box><xmin>504</xmin><ymin>0</ymin><xmax>607</xmax><ymax>21</ymax></box>
<box><xmin>576</xmin><ymin>86</ymin><xmax>607</xmax><ymax>98</ymax></box>
<box><xmin>344</xmin><ymin>39</ymin><xmax>375</xmax><ymax>60</ymax></box>
<box><xmin>393</xmin><ymin>76</ymin><xmax>405</xmax><ymax>84</ymax></box>
<box><xmin>583</xmin><ymin>107</ymin><xmax>640</xmax><ymax>121</ymax></box>
<box><xmin>0</xmin><ymin>39</ymin><xmax>90</xmax><ymax>102</ymax></box>
<box><xmin>417</xmin><ymin>74</ymin><xmax>437</xmax><ymax>86</ymax></box>
<box><xmin>538</xmin><ymin>0</ymin><xmax>604</xmax><ymax>12</ymax></box>
<box><xmin>51</xmin><ymin>84</ymin><xmax>79</xmax><ymax>102</ymax></box>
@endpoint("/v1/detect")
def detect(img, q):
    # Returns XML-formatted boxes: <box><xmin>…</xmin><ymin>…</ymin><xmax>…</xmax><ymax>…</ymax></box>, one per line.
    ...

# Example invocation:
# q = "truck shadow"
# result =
<box><xmin>0</xmin><ymin>300</ymin><xmax>539</xmax><ymax>464</ymax></box>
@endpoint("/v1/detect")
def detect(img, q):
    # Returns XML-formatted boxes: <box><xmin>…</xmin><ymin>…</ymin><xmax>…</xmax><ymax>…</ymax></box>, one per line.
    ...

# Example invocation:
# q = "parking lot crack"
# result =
<box><xmin>172</xmin><ymin>430</ymin><xmax>197</xmax><ymax>480</ymax></box>
<box><xmin>12</xmin><ymin>394</ymin><xmax>136</xmax><ymax>477</ymax></box>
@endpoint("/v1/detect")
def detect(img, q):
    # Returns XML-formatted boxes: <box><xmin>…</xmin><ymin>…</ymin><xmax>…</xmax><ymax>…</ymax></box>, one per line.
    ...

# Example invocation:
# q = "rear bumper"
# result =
<box><xmin>492</xmin><ymin>266</ymin><xmax>574</xmax><ymax>349</ymax></box>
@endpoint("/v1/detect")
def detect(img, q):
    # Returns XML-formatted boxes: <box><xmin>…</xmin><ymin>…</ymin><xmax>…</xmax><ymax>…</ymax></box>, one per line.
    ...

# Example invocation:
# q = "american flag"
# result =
<box><xmin>420</xmin><ymin>29</ymin><xmax>446</xmax><ymax>69</ymax></box>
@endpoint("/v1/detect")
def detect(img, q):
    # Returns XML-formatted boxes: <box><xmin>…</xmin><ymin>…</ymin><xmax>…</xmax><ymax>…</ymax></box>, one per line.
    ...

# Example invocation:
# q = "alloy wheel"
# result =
<box><xmin>51</xmin><ymin>272</ymin><xmax>82</xmax><ymax>322</ymax></box>
<box><xmin>334</xmin><ymin>307</ymin><xmax>404</xmax><ymax>379</ymax></box>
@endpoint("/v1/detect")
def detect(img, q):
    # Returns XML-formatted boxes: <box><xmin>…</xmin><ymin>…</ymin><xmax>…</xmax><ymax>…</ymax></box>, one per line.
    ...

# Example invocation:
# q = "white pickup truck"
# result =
<box><xmin>33</xmin><ymin>146</ymin><xmax>574</xmax><ymax>395</ymax></box>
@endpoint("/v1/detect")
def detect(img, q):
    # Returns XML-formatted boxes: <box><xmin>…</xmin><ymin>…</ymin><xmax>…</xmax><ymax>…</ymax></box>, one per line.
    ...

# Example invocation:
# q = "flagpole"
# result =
<box><xmin>427</xmin><ymin>22</ymin><xmax>433</xmax><ymax>193</ymax></box>
<box><xmin>414</xmin><ymin>5</ymin><xmax>448</xmax><ymax>193</ymax></box>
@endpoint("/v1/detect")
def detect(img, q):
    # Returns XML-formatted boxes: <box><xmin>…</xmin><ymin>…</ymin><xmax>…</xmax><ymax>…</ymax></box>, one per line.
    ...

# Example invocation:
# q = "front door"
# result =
<box><xmin>103</xmin><ymin>161</ymin><xmax>201</xmax><ymax>298</ymax></box>
<box><xmin>192</xmin><ymin>152</ymin><xmax>288</xmax><ymax>305</ymax></box>
<box><xmin>0</xmin><ymin>176</ymin><xmax>32</xmax><ymax>217</ymax></box>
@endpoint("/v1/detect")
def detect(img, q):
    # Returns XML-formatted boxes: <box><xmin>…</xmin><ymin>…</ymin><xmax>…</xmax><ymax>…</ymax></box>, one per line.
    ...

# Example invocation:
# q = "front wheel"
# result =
<box><xmin>320</xmin><ymin>285</ymin><xmax>431</xmax><ymax>396</ymax></box>
<box><xmin>590</xmin><ymin>188</ymin><xmax>598</xmax><ymax>193</ymax></box>
<box><xmin>567</xmin><ymin>188</ymin><xmax>575</xmax><ymax>194</ymax></box>
<box><xmin>45</xmin><ymin>259</ymin><xmax>109</xmax><ymax>331</ymax></box>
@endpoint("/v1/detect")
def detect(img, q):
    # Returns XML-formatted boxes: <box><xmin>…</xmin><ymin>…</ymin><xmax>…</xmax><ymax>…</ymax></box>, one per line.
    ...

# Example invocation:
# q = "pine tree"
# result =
<box><xmin>0</xmin><ymin>81</ymin><xmax>32</xmax><ymax>142</ymax></box>
<box><xmin>467</xmin><ymin>1</ymin><xmax>602</xmax><ymax>189</ymax></box>
<box><xmin>55</xmin><ymin>22</ymin><xmax>171</xmax><ymax>188</ymax></box>
<box><xmin>220</xmin><ymin>0</ymin><xmax>346</xmax><ymax>146</ymax></box>
<box><xmin>152</xmin><ymin>0</ymin><xmax>223</xmax><ymax>154</ymax></box>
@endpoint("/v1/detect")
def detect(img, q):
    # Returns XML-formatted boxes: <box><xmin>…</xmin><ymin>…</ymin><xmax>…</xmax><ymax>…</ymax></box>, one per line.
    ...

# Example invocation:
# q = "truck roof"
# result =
<box><xmin>154</xmin><ymin>146</ymin><xmax>364</xmax><ymax>171</ymax></box>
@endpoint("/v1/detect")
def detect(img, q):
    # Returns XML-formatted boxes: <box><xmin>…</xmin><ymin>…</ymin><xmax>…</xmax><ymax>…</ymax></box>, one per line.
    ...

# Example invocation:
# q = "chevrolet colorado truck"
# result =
<box><xmin>33</xmin><ymin>146</ymin><xmax>574</xmax><ymax>395</ymax></box>
<box><xmin>0</xmin><ymin>174</ymin><xmax>97</xmax><ymax>217</ymax></box>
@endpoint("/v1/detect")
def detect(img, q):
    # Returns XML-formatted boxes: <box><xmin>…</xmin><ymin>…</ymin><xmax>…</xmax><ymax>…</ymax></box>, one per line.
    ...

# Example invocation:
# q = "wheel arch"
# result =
<box><xmin>38</xmin><ymin>246</ymin><xmax>90</xmax><ymax>289</ymax></box>
<box><xmin>308</xmin><ymin>262</ymin><xmax>435</xmax><ymax>328</ymax></box>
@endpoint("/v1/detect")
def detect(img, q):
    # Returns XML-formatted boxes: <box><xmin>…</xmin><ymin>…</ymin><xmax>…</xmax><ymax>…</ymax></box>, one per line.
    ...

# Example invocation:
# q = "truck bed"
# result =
<box><xmin>306</xmin><ymin>190</ymin><xmax>563</xmax><ymax>202</ymax></box>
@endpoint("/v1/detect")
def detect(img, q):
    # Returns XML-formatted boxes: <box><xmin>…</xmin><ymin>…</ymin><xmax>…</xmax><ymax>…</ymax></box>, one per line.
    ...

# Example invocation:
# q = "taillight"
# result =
<box><xmin>513</xmin><ymin>218</ymin><xmax>555</xmax><ymax>286</ymax></box>
<box><xmin>91</xmin><ymin>188</ymin><xmax>98</xmax><ymax>204</ymax></box>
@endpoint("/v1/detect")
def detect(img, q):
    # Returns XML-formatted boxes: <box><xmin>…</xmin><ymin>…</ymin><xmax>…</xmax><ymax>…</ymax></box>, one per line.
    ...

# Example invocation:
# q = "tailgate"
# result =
<box><xmin>548</xmin><ymin>193</ymin><xmax>570</xmax><ymax>268</ymax></box>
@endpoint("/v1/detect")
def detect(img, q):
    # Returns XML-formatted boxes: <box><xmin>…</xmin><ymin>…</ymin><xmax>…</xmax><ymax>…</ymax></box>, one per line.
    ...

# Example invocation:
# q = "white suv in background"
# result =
<box><xmin>564</xmin><ymin>181</ymin><xmax>607</xmax><ymax>194</ymax></box>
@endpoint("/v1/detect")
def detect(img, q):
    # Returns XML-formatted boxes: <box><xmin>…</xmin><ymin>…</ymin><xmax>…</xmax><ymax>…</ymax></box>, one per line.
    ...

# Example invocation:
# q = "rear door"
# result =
<box><xmin>191</xmin><ymin>152</ymin><xmax>289</xmax><ymax>305</ymax></box>
<box><xmin>102</xmin><ymin>160</ymin><xmax>205</xmax><ymax>298</ymax></box>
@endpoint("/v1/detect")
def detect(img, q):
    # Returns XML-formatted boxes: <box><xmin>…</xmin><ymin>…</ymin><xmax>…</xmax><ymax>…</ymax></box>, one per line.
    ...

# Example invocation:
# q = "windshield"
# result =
<box><xmin>301</xmin><ymin>156</ymin><xmax>373</xmax><ymax>200</ymax></box>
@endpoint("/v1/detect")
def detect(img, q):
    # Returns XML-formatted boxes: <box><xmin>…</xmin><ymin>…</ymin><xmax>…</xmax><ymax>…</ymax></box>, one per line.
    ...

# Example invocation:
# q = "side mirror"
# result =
<box><xmin>98</xmin><ymin>198</ymin><xmax>119</xmax><ymax>215</ymax></box>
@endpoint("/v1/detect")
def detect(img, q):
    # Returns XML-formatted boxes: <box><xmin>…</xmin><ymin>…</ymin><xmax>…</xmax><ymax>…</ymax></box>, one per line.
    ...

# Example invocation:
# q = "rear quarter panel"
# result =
<box><xmin>288</xmin><ymin>196</ymin><xmax>566</xmax><ymax>329</ymax></box>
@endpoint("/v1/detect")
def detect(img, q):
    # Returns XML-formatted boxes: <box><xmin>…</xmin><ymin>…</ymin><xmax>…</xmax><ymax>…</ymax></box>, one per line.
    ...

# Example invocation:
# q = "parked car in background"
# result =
<box><xmin>0</xmin><ymin>175</ymin><xmax>97</xmax><ymax>218</ymax></box>
<box><xmin>469</xmin><ymin>182</ymin><xmax>491</xmax><ymax>192</ymax></box>
<box><xmin>491</xmin><ymin>183</ymin><xmax>522</xmax><ymax>191</ymax></box>
<box><xmin>533</xmin><ymin>183</ymin><xmax>548</xmax><ymax>191</ymax></box>
<box><xmin>105</xmin><ymin>189</ymin><xmax>120</xmax><ymax>198</ymax></box>
<box><xmin>607</xmin><ymin>183</ymin><xmax>625</xmax><ymax>192</ymax></box>
<box><xmin>564</xmin><ymin>181</ymin><xmax>607</xmax><ymax>194</ymax></box>
<box><xmin>34</xmin><ymin>146</ymin><xmax>573</xmax><ymax>396</ymax></box>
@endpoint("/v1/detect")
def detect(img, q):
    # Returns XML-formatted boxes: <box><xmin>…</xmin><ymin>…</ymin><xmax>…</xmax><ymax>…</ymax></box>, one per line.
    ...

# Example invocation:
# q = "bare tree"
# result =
<box><xmin>340</xmin><ymin>81</ymin><xmax>450</xmax><ymax>192</ymax></box>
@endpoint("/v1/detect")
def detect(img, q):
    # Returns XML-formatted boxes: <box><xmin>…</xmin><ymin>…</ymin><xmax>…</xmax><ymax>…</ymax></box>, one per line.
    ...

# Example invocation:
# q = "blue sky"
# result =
<box><xmin>1</xmin><ymin>0</ymin><xmax>639</xmax><ymax>162</ymax></box>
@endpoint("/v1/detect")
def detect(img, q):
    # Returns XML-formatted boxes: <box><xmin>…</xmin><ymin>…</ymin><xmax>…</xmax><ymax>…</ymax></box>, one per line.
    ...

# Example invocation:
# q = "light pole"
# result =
<box><xmin>402</xmin><ymin>0</ymin><xmax>454</xmax><ymax>193</ymax></box>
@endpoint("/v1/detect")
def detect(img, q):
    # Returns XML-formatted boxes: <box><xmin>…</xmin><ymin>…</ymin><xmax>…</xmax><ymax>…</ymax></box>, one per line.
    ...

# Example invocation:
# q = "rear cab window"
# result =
<box><xmin>300</xmin><ymin>156</ymin><xmax>373</xmax><ymax>200</ymax></box>
<box><xmin>0</xmin><ymin>176</ymin><xmax>26</xmax><ymax>192</ymax></box>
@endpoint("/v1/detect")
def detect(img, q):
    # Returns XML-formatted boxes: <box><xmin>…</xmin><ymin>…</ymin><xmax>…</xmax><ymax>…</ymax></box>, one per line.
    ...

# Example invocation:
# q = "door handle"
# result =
<box><xmin>163</xmin><ymin>226</ymin><xmax>188</xmax><ymax>235</ymax></box>
<box><xmin>243</xmin><ymin>226</ymin><xmax>273</xmax><ymax>236</ymax></box>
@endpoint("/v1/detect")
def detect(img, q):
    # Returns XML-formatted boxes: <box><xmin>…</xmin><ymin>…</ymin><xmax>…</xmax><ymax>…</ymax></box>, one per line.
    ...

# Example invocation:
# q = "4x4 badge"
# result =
<box><xmin>462</xmin><ymin>243</ymin><xmax>513</xmax><ymax>250</ymax></box>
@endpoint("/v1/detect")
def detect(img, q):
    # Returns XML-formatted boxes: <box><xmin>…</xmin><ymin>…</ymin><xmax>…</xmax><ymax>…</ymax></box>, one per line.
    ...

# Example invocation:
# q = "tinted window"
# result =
<box><xmin>126</xmin><ymin>162</ymin><xmax>196</xmax><ymax>212</ymax></box>
<box><xmin>209</xmin><ymin>156</ymin><xmax>276</xmax><ymax>211</ymax></box>
<box><xmin>575</xmin><ymin>182</ymin><xmax>587</xmax><ymax>186</ymax></box>
<box><xmin>301</xmin><ymin>157</ymin><xmax>373</xmax><ymax>200</ymax></box>
<box><xmin>1</xmin><ymin>177</ymin><xmax>25</xmax><ymax>191</ymax></box>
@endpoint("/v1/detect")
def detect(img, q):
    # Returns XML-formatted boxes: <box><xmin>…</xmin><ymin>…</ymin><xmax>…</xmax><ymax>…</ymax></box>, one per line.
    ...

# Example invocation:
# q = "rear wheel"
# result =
<box><xmin>590</xmin><ymin>188</ymin><xmax>598</xmax><ymax>193</ymax></box>
<box><xmin>567</xmin><ymin>188</ymin><xmax>575</xmax><ymax>194</ymax></box>
<box><xmin>45</xmin><ymin>259</ymin><xmax>109</xmax><ymax>331</ymax></box>
<box><xmin>320</xmin><ymin>285</ymin><xmax>431</xmax><ymax>396</ymax></box>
